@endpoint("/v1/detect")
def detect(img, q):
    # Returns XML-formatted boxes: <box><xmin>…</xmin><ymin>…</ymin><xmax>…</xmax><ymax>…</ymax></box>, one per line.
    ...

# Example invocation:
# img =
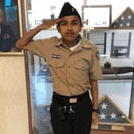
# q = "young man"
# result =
<box><xmin>16</xmin><ymin>2</ymin><xmax>102</xmax><ymax>134</ymax></box>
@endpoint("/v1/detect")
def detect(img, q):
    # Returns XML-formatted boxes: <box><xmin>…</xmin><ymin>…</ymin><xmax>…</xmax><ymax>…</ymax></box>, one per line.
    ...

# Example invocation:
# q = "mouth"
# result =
<box><xmin>66</xmin><ymin>32</ymin><xmax>74</xmax><ymax>36</ymax></box>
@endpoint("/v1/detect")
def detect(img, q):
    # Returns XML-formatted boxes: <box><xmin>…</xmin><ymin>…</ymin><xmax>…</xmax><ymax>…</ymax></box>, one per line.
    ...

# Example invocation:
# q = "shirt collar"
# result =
<box><xmin>55</xmin><ymin>38</ymin><xmax>63</xmax><ymax>46</ymax></box>
<box><xmin>70</xmin><ymin>39</ymin><xmax>81</xmax><ymax>51</ymax></box>
<box><xmin>80</xmin><ymin>37</ymin><xmax>93</xmax><ymax>49</ymax></box>
<box><xmin>55</xmin><ymin>35</ymin><xmax>93</xmax><ymax>49</ymax></box>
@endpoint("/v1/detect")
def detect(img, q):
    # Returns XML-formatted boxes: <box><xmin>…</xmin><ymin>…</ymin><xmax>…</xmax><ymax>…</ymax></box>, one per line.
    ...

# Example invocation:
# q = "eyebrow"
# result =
<box><xmin>60</xmin><ymin>20</ymin><xmax>68</xmax><ymax>23</ymax></box>
<box><xmin>60</xmin><ymin>20</ymin><xmax>80</xmax><ymax>23</ymax></box>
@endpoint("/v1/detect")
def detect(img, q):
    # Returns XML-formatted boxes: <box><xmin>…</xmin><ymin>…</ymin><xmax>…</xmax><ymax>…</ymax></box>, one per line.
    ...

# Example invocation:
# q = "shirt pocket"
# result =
<box><xmin>73</xmin><ymin>59</ymin><xmax>90</xmax><ymax>82</ymax></box>
<box><xmin>48</xmin><ymin>59</ymin><xmax>66</xmax><ymax>84</ymax></box>
<box><xmin>74</xmin><ymin>59</ymin><xmax>89</xmax><ymax>70</ymax></box>
<box><xmin>48</xmin><ymin>59</ymin><xmax>65</xmax><ymax>68</ymax></box>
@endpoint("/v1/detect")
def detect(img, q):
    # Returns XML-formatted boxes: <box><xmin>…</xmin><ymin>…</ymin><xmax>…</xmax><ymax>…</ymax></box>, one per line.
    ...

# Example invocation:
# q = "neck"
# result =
<box><xmin>63</xmin><ymin>36</ymin><xmax>80</xmax><ymax>48</ymax></box>
<box><xmin>63</xmin><ymin>40</ymin><xmax>78</xmax><ymax>48</ymax></box>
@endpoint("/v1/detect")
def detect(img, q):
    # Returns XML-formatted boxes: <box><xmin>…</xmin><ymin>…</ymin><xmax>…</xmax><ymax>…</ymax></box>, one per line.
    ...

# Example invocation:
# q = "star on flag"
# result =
<box><xmin>100</xmin><ymin>103</ymin><xmax>107</xmax><ymax>109</ymax></box>
<box><xmin>128</xmin><ymin>15</ymin><xmax>132</xmax><ymax>19</ymax></box>
<box><xmin>121</xmin><ymin>17</ymin><xmax>124</xmax><ymax>20</ymax></box>
<box><xmin>110</xmin><ymin>112</ymin><xmax>117</xmax><ymax>119</ymax></box>
<box><xmin>126</xmin><ymin>23</ymin><xmax>130</xmax><ymax>26</ymax></box>
<box><xmin>100</xmin><ymin>113</ymin><xmax>106</xmax><ymax>119</ymax></box>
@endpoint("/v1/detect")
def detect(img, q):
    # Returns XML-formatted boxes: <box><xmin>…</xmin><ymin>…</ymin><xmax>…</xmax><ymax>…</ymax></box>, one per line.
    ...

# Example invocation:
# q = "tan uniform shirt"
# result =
<box><xmin>28</xmin><ymin>36</ymin><xmax>102</xmax><ymax>96</ymax></box>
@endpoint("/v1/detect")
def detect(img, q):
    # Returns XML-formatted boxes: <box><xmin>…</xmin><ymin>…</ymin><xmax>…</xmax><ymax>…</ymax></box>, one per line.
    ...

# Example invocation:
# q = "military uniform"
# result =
<box><xmin>28</xmin><ymin>37</ymin><xmax>102</xmax><ymax>95</ymax></box>
<box><xmin>0</xmin><ymin>23</ymin><xmax>16</xmax><ymax>52</ymax></box>
<box><xmin>28</xmin><ymin>36</ymin><xmax>102</xmax><ymax>133</ymax></box>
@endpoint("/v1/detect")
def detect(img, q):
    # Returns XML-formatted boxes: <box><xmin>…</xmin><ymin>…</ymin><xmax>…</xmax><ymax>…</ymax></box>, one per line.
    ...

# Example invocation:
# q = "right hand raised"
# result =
<box><xmin>16</xmin><ymin>19</ymin><xmax>61</xmax><ymax>51</ymax></box>
<box><xmin>40</xmin><ymin>18</ymin><xmax>61</xmax><ymax>30</ymax></box>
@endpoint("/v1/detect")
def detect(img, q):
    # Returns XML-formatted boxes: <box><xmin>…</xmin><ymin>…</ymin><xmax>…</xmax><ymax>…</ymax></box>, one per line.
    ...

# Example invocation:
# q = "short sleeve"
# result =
<box><xmin>89</xmin><ymin>46</ymin><xmax>102</xmax><ymax>80</ymax></box>
<box><xmin>28</xmin><ymin>38</ymin><xmax>57</xmax><ymax>59</ymax></box>
<box><xmin>28</xmin><ymin>40</ymin><xmax>47</xmax><ymax>58</ymax></box>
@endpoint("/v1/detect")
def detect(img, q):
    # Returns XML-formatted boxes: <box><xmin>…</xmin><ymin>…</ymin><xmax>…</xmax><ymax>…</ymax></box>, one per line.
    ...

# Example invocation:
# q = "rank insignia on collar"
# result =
<box><xmin>52</xmin><ymin>54</ymin><xmax>61</xmax><ymax>59</ymax></box>
<box><xmin>96</xmin><ymin>51</ymin><xmax>100</xmax><ymax>60</ymax></box>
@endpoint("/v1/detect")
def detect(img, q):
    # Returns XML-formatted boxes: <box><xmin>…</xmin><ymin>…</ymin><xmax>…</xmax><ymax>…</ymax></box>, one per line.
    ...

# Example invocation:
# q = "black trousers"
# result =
<box><xmin>50</xmin><ymin>92</ymin><xmax>92</xmax><ymax>134</ymax></box>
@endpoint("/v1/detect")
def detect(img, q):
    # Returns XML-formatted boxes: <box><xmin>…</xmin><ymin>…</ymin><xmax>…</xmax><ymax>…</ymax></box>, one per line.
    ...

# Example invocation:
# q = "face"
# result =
<box><xmin>57</xmin><ymin>15</ymin><xmax>82</xmax><ymax>46</ymax></box>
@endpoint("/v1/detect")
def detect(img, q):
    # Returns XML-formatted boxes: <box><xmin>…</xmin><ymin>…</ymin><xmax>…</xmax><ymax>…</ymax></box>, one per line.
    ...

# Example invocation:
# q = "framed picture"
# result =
<box><xmin>82</xmin><ymin>5</ymin><xmax>112</xmax><ymax>28</ymax></box>
<box><xmin>0</xmin><ymin>0</ymin><xmax>23</xmax><ymax>55</ymax></box>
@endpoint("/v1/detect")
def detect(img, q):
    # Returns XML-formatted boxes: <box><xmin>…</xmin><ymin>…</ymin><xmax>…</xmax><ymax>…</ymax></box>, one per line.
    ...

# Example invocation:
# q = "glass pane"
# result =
<box><xmin>28</xmin><ymin>30</ymin><xmax>59</xmax><ymax>133</ymax></box>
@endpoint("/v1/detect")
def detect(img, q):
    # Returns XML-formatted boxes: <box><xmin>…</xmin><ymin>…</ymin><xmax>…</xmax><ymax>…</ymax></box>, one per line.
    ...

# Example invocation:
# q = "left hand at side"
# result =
<box><xmin>92</xmin><ymin>112</ymin><xmax>99</xmax><ymax>125</ymax></box>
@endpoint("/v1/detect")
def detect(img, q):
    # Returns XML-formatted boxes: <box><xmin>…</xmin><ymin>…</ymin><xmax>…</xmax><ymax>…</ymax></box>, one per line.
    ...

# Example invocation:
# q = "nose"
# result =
<box><xmin>67</xmin><ymin>24</ymin><xmax>72</xmax><ymax>29</ymax></box>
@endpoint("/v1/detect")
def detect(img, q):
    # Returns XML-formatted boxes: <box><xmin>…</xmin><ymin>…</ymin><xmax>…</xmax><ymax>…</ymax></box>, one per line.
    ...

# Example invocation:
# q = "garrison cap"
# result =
<box><xmin>58</xmin><ymin>2</ymin><xmax>81</xmax><ymax>21</ymax></box>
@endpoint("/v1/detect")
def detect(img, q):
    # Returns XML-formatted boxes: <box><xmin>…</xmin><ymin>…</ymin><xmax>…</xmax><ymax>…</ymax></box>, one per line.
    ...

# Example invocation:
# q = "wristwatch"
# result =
<box><xmin>92</xmin><ymin>108</ymin><xmax>100</xmax><ymax>113</ymax></box>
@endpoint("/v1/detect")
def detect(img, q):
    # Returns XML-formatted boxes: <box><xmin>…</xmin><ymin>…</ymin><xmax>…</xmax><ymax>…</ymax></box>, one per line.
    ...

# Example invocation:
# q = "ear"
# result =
<box><xmin>79</xmin><ymin>25</ymin><xmax>83</xmax><ymax>32</ymax></box>
<box><xmin>56</xmin><ymin>25</ymin><xmax>60</xmax><ymax>33</ymax></box>
<box><xmin>81</xmin><ymin>22</ymin><xmax>84</xmax><ymax>29</ymax></box>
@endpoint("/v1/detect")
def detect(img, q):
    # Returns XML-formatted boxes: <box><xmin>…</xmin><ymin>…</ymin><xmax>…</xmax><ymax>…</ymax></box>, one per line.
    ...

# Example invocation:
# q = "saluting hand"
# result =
<box><xmin>41</xmin><ymin>18</ymin><xmax>61</xmax><ymax>30</ymax></box>
<box><xmin>16</xmin><ymin>18</ymin><xmax>61</xmax><ymax>50</ymax></box>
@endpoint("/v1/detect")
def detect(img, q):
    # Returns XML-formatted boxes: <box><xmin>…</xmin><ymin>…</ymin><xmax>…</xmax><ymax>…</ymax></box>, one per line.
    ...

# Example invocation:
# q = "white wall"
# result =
<box><xmin>0</xmin><ymin>55</ymin><xmax>29</xmax><ymax>134</ymax></box>
<box><xmin>87</xmin><ymin>0</ymin><xmax>134</xmax><ymax>22</ymax></box>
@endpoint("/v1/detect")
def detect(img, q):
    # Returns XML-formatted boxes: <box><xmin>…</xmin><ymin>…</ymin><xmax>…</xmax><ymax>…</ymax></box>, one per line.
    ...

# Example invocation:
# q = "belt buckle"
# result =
<box><xmin>69</xmin><ymin>98</ymin><xmax>77</xmax><ymax>103</ymax></box>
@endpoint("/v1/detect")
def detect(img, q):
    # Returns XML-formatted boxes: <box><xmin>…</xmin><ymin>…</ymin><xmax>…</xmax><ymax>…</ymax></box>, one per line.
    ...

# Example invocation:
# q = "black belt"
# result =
<box><xmin>53</xmin><ymin>91</ymin><xmax>89</xmax><ymax>105</ymax></box>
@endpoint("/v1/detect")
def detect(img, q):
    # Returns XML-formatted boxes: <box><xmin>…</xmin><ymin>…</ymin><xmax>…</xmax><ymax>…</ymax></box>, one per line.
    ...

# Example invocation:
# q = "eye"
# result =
<box><xmin>60</xmin><ymin>22</ymin><xmax>68</xmax><ymax>26</ymax></box>
<box><xmin>71</xmin><ymin>22</ymin><xmax>80</xmax><ymax>26</ymax></box>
